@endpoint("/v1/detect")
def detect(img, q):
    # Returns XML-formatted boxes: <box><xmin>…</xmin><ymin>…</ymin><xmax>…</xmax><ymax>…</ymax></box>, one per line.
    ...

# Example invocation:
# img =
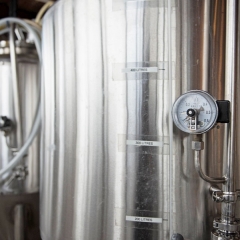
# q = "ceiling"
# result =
<box><xmin>0</xmin><ymin>0</ymin><xmax>56</xmax><ymax>19</ymax></box>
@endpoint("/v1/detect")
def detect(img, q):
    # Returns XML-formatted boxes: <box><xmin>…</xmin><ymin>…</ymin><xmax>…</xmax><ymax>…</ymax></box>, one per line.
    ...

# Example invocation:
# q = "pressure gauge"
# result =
<box><xmin>172</xmin><ymin>90</ymin><xmax>218</xmax><ymax>134</ymax></box>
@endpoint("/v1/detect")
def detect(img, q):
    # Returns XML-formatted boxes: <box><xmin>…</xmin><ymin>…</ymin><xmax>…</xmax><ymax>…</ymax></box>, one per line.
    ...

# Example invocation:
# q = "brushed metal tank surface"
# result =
<box><xmin>40</xmin><ymin>0</ymin><xmax>232</xmax><ymax>239</ymax></box>
<box><xmin>0</xmin><ymin>59</ymin><xmax>40</xmax><ymax>194</ymax></box>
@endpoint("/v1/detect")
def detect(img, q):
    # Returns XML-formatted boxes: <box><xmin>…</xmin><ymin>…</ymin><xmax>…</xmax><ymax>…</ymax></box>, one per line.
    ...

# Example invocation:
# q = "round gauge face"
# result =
<box><xmin>172</xmin><ymin>90</ymin><xmax>218</xmax><ymax>134</ymax></box>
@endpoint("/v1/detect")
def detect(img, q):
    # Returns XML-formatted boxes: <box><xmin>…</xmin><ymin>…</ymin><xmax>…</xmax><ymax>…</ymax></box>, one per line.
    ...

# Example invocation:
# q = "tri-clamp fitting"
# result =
<box><xmin>210</xmin><ymin>186</ymin><xmax>240</xmax><ymax>203</ymax></box>
<box><xmin>209</xmin><ymin>186</ymin><xmax>240</xmax><ymax>237</ymax></box>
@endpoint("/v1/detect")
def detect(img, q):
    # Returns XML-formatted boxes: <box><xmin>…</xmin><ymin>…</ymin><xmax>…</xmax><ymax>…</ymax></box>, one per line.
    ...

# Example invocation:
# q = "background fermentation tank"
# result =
<box><xmin>40</xmin><ymin>0</ymin><xmax>240</xmax><ymax>239</ymax></box>
<box><xmin>0</xmin><ymin>28</ymin><xmax>40</xmax><ymax>239</ymax></box>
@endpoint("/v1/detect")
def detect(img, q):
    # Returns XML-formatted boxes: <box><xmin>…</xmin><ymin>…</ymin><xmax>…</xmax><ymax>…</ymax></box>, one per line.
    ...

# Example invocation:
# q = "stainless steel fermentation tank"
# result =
<box><xmin>41</xmin><ymin>0</ymin><xmax>240</xmax><ymax>239</ymax></box>
<box><xmin>0</xmin><ymin>26</ymin><xmax>41</xmax><ymax>239</ymax></box>
<box><xmin>0</xmin><ymin>40</ymin><xmax>39</xmax><ymax>194</ymax></box>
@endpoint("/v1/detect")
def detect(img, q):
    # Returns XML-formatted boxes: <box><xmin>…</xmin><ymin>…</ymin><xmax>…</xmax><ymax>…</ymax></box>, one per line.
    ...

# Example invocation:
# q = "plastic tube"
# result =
<box><xmin>0</xmin><ymin>28</ymin><xmax>9</xmax><ymax>35</ymax></box>
<box><xmin>0</xmin><ymin>18</ymin><xmax>41</xmax><ymax>178</ymax></box>
<box><xmin>35</xmin><ymin>1</ymin><xmax>54</xmax><ymax>25</ymax></box>
<box><xmin>23</xmin><ymin>19</ymin><xmax>41</xmax><ymax>35</ymax></box>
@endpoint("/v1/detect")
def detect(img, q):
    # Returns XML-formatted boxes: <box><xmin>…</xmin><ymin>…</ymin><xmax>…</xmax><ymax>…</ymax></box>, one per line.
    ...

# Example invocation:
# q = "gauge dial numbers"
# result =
<box><xmin>172</xmin><ymin>90</ymin><xmax>218</xmax><ymax>134</ymax></box>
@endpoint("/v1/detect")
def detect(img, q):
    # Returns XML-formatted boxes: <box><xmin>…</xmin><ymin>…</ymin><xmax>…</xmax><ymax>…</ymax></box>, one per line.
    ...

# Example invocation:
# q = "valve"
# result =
<box><xmin>0</xmin><ymin>116</ymin><xmax>13</xmax><ymax>134</ymax></box>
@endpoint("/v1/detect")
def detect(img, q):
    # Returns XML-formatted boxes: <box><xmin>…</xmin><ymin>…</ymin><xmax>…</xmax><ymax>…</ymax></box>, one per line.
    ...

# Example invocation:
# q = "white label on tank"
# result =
<box><xmin>122</xmin><ymin>67</ymin><xmax>158</xmax><ymax>73</ymax></box>
<box><xmin>126</xmin><ymin>216</ymin><xmax>162</xmax><ymax>223</ymax></box>
<box><xmin>126</xmin><ymin>140</ymin><xmax>163</xmax><ymax>147</ymax></box>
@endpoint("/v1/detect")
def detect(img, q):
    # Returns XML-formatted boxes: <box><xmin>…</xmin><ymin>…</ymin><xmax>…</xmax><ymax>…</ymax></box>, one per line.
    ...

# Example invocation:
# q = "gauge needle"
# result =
<box><xmin>182</xmin><ymin>116</ymin><xmax>189</xmax><ymax>122</ymax></box>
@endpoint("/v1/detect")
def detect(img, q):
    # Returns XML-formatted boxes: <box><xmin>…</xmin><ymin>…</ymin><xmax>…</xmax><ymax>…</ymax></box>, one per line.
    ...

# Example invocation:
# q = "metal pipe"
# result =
<box><xmin>14</xmin><ymin>204</ymin><xmax>25</xmax><ymax>240</ymax></box>
<box><xmin>194</xmin><ymin>150</ymin><xmax>226</xmax><ymax>184</ymax></box>
<box><xmin>222</xmin><ymin>0</ymin><xmax>237</xmax><ymax>222</ymax></box>
<box><xmin>201</xmin><ymin>0</ymin><xmax>210</xmax><ymax>91</ymax></box>
<box><xmin>9</xmin><ymin>23</ymin><xmax>22</xmax><ymax>149</ymax></box>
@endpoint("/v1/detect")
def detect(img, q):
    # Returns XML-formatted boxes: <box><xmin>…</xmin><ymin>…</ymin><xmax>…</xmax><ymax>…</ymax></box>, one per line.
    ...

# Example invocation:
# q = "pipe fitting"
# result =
<box><xmin>212</xmin><ymin>191</ymin><xmax>224</xmax><ymax>203</ymax></box>
<box><xmin>194</xmin><ymin>151</ymin><xmax>226</xmax><ymax>183</ymax></box>
<box><xmin>212</xmin><ymin>191</ymin><xmax>238</xmax><ymax>203</ymax></box>
<box><xmin>0</xmin><ymin>116</ymin><xmax>13</xmax><ymax>135</ymax></box>
<box><xmin>192</xmin><ymin>141</ymin><xmax>204</xmax><ymax>151</ymax></box>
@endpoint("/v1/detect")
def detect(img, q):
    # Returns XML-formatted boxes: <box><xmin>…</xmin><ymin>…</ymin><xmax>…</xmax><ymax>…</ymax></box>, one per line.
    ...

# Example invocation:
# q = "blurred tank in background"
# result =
<box><xmin>0</xmin><ymin>20</ymin><xmax>41</xmax><ymax>240</ymax></box>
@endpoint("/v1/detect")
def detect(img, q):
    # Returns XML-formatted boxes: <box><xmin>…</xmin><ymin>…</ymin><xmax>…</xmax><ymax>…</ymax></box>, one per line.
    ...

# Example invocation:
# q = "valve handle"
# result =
<box><xmin>171</xmin><ymin>233</ymin><xmax>184</xmax><ymax>240</ymax></box>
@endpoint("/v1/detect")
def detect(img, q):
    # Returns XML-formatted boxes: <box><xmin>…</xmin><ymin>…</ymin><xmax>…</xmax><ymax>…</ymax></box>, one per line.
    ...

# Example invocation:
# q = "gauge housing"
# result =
<box><xmin>172</xmin><ymin>90</ymin><xmax>219</xmax><ymax>134</ymax></box>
